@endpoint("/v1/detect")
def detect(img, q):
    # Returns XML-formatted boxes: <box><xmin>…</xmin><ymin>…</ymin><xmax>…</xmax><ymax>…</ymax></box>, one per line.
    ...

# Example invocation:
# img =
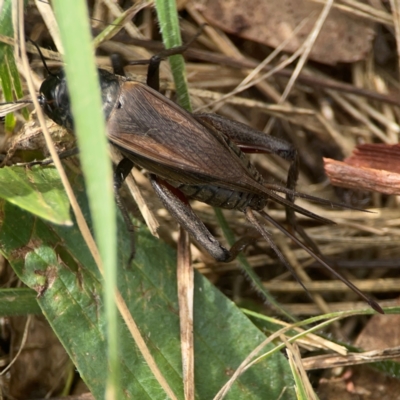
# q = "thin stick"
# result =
<box><xmin>177</xmin><ymin>227</ymin><xmax>195</xmax><ymax>400</ymax></box>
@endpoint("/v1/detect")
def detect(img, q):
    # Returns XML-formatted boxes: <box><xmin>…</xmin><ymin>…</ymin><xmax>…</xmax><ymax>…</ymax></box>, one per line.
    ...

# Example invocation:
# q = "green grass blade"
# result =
<box><xmin>155</xmin><ymin>0</ymin><xmax>191</xmax><ymax>110</ymax></box>
<box><xmin>0</xmin><ymin>59</ymin><xmax>16</xmax><ymax>131</ymax></box>
<box><xmin>49</xmin><ymin>1</ymin><xmax>118</xmax><ymax>397</ymax></box>
<box><xmin>7</xmin><ymin>44</ymin><xmax>29</xmax><ymax>120</ymax></box>
<box><xmin>0</xmin><ymin>0</ymin><xmax>29</xmax><ymax>128</ymax></box>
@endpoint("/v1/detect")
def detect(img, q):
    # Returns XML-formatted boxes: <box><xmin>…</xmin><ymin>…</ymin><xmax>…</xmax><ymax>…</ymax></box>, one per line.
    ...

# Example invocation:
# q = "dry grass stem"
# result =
<box><xmin>302</xmin><ymin>345</ymin><xmax>400</xmax><ymax>370</ymax></box>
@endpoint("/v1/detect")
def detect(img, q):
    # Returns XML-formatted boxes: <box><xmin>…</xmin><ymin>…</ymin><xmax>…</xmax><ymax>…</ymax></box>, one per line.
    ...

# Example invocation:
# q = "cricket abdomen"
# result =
<box><xmin>168</xmin><ymin>181</ymin><xmax>268</xmax><ymax>211</ymax></box>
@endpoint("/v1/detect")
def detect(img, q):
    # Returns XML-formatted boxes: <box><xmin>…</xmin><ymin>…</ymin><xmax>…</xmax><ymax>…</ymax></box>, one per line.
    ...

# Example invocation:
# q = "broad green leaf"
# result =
<box><xmin>0</xmin><ymin>165</ymin><xmax>71</xmax><ymax>225</ymax></box>
<box><xmin>0</xmin><ymin>174</ymin><xmax>296</xmax><ymax>400</ymax></box>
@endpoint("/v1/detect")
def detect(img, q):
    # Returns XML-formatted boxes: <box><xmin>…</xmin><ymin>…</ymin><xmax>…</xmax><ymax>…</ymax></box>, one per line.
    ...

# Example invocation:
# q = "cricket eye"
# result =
<box><xmin>117</xmin><ymin>101</ymin><xmax>122</xmax><ymax>109</ymax></box>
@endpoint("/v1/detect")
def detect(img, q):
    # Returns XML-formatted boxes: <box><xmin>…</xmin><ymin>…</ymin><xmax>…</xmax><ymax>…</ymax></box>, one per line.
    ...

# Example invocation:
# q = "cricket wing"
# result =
<box><xmin>106</xmin><ymin>82</ymin><xmax>259</xmax><ymax>189</ymax></box>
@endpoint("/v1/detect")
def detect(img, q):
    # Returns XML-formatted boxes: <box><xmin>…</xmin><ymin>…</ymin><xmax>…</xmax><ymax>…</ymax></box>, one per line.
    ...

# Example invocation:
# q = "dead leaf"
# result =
<box><xmin>198</xmin><ymin>0</ymin><xmax>375</xmax><ymax>65</ymax></box>
<box><xmin>355</xmin><ymin>310</ymin><xmax>400</xmax><ymax>362</ymax></box>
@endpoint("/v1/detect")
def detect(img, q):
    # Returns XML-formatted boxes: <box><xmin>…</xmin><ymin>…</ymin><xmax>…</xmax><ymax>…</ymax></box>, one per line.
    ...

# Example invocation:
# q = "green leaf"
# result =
<box><xmin>374</xmin><ymin>360</ymin><xmax>400</xmax><ymax>380</ymax></box>
<box><xmin>0</xmin><ymin>288</ymin><xmax>40</xmax><ymax>316</ymax></box>
<box><xmin>7</xmin><ymin>45</ymin><xmax>30</xmax><ymax>120</ymax></box>
<box><xmin>0</xmin><ymin>165</ymin><xmax>71</xmax><ymax>225</ymax></box>
<box><xmin>0</xmin><ymin>0</ymin><xmax>29</xmax><ymax>128</ymax></box>
<box><xmin>0</xmin><ymin>175</ymin><xmax>296</xmax><ymax>400</ymax></box>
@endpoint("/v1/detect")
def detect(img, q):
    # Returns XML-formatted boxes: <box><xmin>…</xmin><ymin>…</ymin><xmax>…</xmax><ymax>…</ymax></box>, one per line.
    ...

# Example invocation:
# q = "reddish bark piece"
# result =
<box><xmin>324</xmin><ymin>144</ymin><xmax>400</xmax><ymax>195</ymax></box>
<box><xmin>199</xmin><ymin>0</ymin><xmax>375</xmax><ymax>65</ymax></box>
<box><xmin>346</xmin><ymin>143</ymin><xmax>400</xmax><ymax>174</ymax></box>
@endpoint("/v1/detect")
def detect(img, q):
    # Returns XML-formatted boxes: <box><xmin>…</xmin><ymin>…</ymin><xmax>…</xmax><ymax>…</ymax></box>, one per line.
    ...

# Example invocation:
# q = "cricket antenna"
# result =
<box><xmin>28</xmin><ymin>39</ymin><xmax>57</xmax><ymax>77</ymax></box>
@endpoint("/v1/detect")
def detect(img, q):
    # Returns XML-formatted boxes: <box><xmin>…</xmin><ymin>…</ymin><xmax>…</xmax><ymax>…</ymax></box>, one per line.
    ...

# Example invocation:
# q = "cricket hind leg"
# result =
<box><xmin>194</xmin><ymin>113</ymin><xmax>296</xmax><ymax>159</ymax></box>
<box><xmin>194</xmin><ymin>113</ymin><xmax>322</xmax><ymax>254</ymax></box>
<box><xmin>283</xmin><ymin>150</ymin><xmax>323</xmax><ymax>255</ymax></box>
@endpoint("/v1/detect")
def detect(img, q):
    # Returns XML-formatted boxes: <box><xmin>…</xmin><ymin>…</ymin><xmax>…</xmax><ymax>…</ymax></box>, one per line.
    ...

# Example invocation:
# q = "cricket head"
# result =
<box><xmin>39</xmin><ymin>69</ymin><xmax>73</xmax><ymax>130</ymax></box>
<box><xmin>39</xmin><ymin>68</ymin><xmax>121</xmax><ymax>131</ymax></box>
